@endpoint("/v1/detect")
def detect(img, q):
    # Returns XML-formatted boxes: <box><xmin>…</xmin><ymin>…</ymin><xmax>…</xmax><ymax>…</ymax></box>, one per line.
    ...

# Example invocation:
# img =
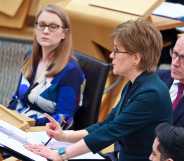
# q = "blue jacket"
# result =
<box><xmin>158</xmin><ymin>69</ymin><xmax>184</xmax><ymax>127</ymax></box>
<box><xmin>84</xmin><ymin>72</ymin><xmax>172</xmax><ymax>161</ymax></box>
<box><xmin>8</xmin><ymin>58</ymin><xmax>85</xmax><ymax>126</ymax></box>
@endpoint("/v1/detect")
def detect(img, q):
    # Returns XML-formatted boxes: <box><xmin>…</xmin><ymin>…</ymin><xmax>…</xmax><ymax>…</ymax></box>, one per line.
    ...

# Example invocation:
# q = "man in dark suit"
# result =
<box><xmin>158</xmin><ymin>36</ymin><xmax>184</xmax><ymax>127</ymax></box>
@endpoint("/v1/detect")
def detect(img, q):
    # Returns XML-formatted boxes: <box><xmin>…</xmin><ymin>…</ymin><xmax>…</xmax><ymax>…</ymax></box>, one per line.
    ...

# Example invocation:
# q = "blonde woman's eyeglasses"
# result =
<box><xmin>35</xmin><ymin>22</ymin><xmax>64</xmax><ymax>32</ymax></box>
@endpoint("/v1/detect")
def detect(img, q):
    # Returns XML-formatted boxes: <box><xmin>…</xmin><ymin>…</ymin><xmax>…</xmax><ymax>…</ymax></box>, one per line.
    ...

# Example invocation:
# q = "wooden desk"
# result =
<box><xmin>0</xmin><ymin>104</ymin><xmax>35</xmax><ymax>128</ymax></box>
<box><xmin>0</xmin><ymin>26</ymin><xmax>33</xmax><ymax>41</ymax></box>
<box><xmin>151</xmin><ymin>15</ymin><xmax>184</xmax><ymax>31</ymax></box>
<box><xmin>0</xmin><ymin>0</ymin><xmax>70</xmax><ymax>41</ymax></box>
<box><xmin>0</xmin><ymin>0</ymin><xmax>23</xmax><ymax>17</ymax></box>
<box><xmin>0</xmin><ymin>0</ymin><xmax>183</xmax><ymax>43</ymax></box>
<box><xmin>64</xmin><ymin>0</ymin><xmax>140</xmax><ymax>61</ymax></box>
<box><xmin>0</xmin><ymin>105</ymin><xmax>30</xmax><ymax>130</ymax></box>
<box><xmin>0</xmin><ymin>0</ymin><xmax>31</xmax><ymax>29</ymax></box>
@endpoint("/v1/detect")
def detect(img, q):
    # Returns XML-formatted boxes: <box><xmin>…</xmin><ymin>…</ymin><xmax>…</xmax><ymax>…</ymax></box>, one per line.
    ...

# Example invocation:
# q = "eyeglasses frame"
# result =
<box><xmin>112</xmin><ymin>47</ymin><xmax>129</xmax><ymax>56</ymax></box>
<box><xmin>170</xmin><ymin>48</ymin><xmax>184</xmax><ymax>63</ymax></box>
<box><xmin>35</xmin><ymin>22</ymin><xmax>64</xmax><ymax>33</ymax></box>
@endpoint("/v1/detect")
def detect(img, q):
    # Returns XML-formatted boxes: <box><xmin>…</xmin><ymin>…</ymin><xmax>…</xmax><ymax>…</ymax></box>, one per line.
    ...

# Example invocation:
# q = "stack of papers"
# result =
<box><xmin>0</xmin><ymin>120</ymin><xmax>104</xmax><ymax>160</ymax></box>
<box><xmin>0</xmin><ymin>120</ymin><xmax>47</xmax><ymax>161</ymax></box>
<box><xmin>153</xmin><ymin>2</ymin><xmax>184</xmax><ymax>21</ymax></box>
<box><xmin>28</xmin><ymin>132</ymin><xmax>104</xmax><ymax>160</ymax></box>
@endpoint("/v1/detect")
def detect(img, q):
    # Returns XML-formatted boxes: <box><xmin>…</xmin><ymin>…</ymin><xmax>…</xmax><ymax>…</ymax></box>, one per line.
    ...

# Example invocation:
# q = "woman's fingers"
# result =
<box><xmin>46</xmin><ymin>122</ymin><xmax>57</xmax><ymax>130</ymax></box>
<box><xmin>44</xmin><ymin>113</ymin><xmax>59</xmax><ymax>130</ymax></box>
<box><xmin>44</xmin><ymin>113</ymin><xmax>57</xmax><ymax>124</ymax></box>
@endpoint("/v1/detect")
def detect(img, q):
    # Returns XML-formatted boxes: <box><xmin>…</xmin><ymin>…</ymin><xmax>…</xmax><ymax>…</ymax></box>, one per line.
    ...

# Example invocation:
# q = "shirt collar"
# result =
<box><xmin>173</xmin><ymin>80</ymin><xmax>180</xmax><ymax>85</ymax></box>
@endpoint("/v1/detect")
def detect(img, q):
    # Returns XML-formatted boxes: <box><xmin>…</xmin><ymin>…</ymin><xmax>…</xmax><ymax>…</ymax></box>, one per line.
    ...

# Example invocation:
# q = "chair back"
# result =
<box><xmin>72</xmin><ymin>52</ymin><xmax>110</xmax><ymax>130</ymax></box>
<box><xmin>0</xmin><ymin>39</ymin><xmax>31</xmax><ymax>105</ymax></box>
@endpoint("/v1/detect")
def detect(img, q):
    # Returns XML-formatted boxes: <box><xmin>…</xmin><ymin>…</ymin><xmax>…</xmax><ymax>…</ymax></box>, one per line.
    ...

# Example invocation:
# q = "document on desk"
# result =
<box><xmin>26</xmin><ymin>131</ymin><xmax>72</xmax><ymax>150</ymax></box>
<box><xmin>153</xmin><ymin>2</ymin><xmax>184</xmax><ymax>21</ymax></box>
<box><xmin>0</xmin><ymin>120</ymin><xmax>47</xmax><ymax>161</ymax></box>
<box><xmin>27</xmin><ymin>131</ymin><xmax>105</xmax><ymax>160</ymax></box>
<box><xmin>0</xmin><ymin>120</ymin><xmax>104</xmax><ymax>160</ymax></box>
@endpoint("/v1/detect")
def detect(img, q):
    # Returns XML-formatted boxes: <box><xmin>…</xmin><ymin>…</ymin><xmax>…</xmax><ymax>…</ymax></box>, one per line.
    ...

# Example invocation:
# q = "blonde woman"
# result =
<box><xmin>8</xmin><ymin>5</ymin><xmax>85</xmax><ymax>127</ymax></box>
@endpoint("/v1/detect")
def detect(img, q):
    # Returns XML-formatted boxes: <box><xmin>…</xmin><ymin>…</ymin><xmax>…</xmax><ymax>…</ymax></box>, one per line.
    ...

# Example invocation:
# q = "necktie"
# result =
<box><xmin>172</xmin><ymin>83</ymin><xmax>184</xmax><ymax>110</ymax></box>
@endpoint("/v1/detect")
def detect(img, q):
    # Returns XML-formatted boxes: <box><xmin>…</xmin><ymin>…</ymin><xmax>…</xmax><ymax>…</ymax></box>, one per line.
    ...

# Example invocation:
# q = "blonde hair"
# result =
<box><xmin>22</xmin><ymin>4</ymin><xmax>72</xmax><ymax>80</ymax></box>
<box><xmin>112</xmin><ymin>19</ymin><xmax>163</xmax><ymax>72</ymax></box>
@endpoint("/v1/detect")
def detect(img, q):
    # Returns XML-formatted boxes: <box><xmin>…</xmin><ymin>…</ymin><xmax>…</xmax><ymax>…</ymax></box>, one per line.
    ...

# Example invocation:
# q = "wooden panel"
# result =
<box><xmin>89</xmin><ymin>0</ymin><xmax>163</xmax><ymax>18</ymax></box>
<box><xmin>0</xmin><ymin>104</ymin><xmax>29</xmax><ymax>130</ymax></box>
<box><xmin>28</xmin><ymin>0</ymin><xmax>70</xmax><ymax>18</ymax></box>
<box><xmin>64</xmin><ymin>0</ymin><xmax>139</xmax><ymax>61</ymax></box>
<box><xmin>10</xmin><ymin>111</ymin><xmax>35</xmax><ymax>126</ymax></box>
<box><xmin>0</xmin><ymin>0</ymin><xmax>31</xmax><ymax>28</ymax></box>
<box><xmin>28</xmin><ymin>0</ymin><xmax>40</xmax><ymax>17</ymax></box>
<box><xmin>37</xmin><ymin>0</ymin><xmax>64</xmax><ymax>11</ymax></box>
<box><xmin>27</xmin><ymin>0</ymin><xmax>69</xmax><ymax>27</ymax></box>
<box><xmin>56</xmin><ymin>0</ymin><xmax>71</xmax><ymax>7</ymax></box>
<box><xmin>0</xmin><ymin>0</ymin><xmax>23</xmax><ymax>17</ymax></box>
<box><xmin>151</xmin><ymin>15</ymin><xmax>184</xmax><ymax>31</ymax></box>
<box><xmin>0</xmin><ymin>26</ymin><xmax>33</xmax><ymax>41</ymax></box>
<box><xmin>3</xmin><ymin>157</ymin><xmax>19</xmax><ymax>161</ymax></box>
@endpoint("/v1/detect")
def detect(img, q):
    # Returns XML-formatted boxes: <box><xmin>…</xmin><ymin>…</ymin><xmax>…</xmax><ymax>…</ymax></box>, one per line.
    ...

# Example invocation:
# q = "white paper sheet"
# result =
<box><xmin>0</xmin><ymin>120</ymin><xmax>104</xmax><ymax>160</ymax></box>
<box><xmin>0</xmin><ymin>120</ymin><xmax>28</xmax><ymax>144</ymax></box>
<box><xmin>0</xmin><ymin>131</ymin><xmax>47</xmax><ymax>161</ymax></box>
<box><xmin>27</xmin><ymin>131</ymin><xmax>104</xmax><ymax>160</ymax></box>
<box><xmin>27</xmin><ymin>131</ymin><xmax>72</xmax><ymax>149</ymax></box>
<box><xmin>153</xmin><ymin>2</ymin><xmax>184</xmax><ymax>19</ymax></box>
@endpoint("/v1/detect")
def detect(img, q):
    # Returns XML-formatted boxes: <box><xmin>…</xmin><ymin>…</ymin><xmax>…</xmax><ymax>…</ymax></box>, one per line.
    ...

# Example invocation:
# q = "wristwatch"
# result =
<box><xmin>58</xmin><ymin>147</ymin><xmax>68</xmax><ymax>160</ymax></box>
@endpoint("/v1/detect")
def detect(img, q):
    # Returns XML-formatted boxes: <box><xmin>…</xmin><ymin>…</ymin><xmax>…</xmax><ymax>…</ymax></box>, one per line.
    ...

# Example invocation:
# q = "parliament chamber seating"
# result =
<box><xmin>72</xmin><ymin>51</ymin><xmax>110</xmax><ymax>129</ymax></box>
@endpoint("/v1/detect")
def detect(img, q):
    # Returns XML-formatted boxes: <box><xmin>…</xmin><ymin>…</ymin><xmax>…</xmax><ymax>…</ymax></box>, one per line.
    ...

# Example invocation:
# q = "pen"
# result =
<box><xmin>44</xmin><ymin>137</ymin><xmax>52</xmax><ymax>146</ymax></box>
<box><xmin>44</xmin><ymin>116</ymin><xmax>67</xmax><ymax>146</ymax></box>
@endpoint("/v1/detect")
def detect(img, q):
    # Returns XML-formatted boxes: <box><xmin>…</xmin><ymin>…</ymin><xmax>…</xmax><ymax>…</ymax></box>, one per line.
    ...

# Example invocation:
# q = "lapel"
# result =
<box><xmin>115</xmin><ymin>72</ymin><xmax>148</xmax><ymax>115</ymax></box>
<box><xmin>173</xmin><ymin>97</ymin><xmax>184</xmax><ymax>124</ymax></box>
<box><xmin>157</xmin><ymin>69</ymin><xmax>173</xmax><ymax>88</ymax></box>
<box><xmin>167</xmin><ymin>77</ymin><xmax>174</xmax><ymax>89</ymax></box>
<box><xmin>115</xmin><ymin>81</ymin><xmax>132</xmax><ymax>115</ymax></box>
<box><xmin>166</xmin><ymin>74</ymin><xmax>184</xmax><ymax>124</ymax></box>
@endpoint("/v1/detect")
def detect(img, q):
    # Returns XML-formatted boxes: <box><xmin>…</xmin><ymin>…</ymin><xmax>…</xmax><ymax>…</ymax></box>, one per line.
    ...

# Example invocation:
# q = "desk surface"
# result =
<box><xmin>151</xmin><ymin>15</ymin><xmax>184</xmax><ymax>31</ymax></box>
<box><xmin>0</xmin><ymin>0</ymin><xmax>31</xmax><ymax>29</ymax></box>
<box><xmin>0</xmin><ymin>0</ymin><xmax>183</xmax><ymax>41</ymax></box>
<box><xmin>62</xmin><ymin>0</ymin><xmax>184</xmax><ymax>60</ymax></box>
<box><xmin>0</xmin><ymin>105</ymin><xmax>29</xmax><ymax>130</ymax></box>
<box><xmin>0</xmin><ymin>15</ymin><xmax>182</xmax><ymax>41</ymax></box>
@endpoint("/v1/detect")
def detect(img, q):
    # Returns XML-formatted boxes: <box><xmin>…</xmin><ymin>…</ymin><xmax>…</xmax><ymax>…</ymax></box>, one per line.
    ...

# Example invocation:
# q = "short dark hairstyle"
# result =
<box><xmin>156</xmin><ymin>123</ymin><xmax>184</xmax><ymax>161</ymax></box>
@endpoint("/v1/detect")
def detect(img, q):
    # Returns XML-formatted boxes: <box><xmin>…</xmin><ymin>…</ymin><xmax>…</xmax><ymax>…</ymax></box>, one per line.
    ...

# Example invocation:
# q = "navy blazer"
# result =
<box><xmin>84</xmin><ymin>72</ymin><xmax>172</xmax><ymax>161</ymax></box>
<box><xmin>158</xmin><ymin>70</ymin><xmax>184</xmax><ymax>127</ymax></box>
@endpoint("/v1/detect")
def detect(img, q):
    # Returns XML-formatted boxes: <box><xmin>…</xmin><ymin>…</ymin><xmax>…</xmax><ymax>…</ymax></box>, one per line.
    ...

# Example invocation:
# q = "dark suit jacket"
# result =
<box><xmin>84</xmin><ymin>72</ymin><xmax>173</xmax><ymax>161</ymax></box>
<box><xmin>167</xmin><ymin>0</ymin><xmax>184</xmax><ymax>5</ymax></box>
<box><xmin>158</xmin><ymin>70</ymin><xmax>184</xmax><ymax>127</ymax></box>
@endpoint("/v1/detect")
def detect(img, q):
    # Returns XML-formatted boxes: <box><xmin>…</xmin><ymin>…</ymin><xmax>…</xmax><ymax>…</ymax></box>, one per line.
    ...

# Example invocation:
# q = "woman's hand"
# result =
<box><xmin>25</xmin><ymin>144</ymin><xmax>63</xmax><ymax>161</ymax></box>
<box><xmin>44</xmin><ymin>113</ymin><xmax>65</xmax><ymax>141</ymax></box>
